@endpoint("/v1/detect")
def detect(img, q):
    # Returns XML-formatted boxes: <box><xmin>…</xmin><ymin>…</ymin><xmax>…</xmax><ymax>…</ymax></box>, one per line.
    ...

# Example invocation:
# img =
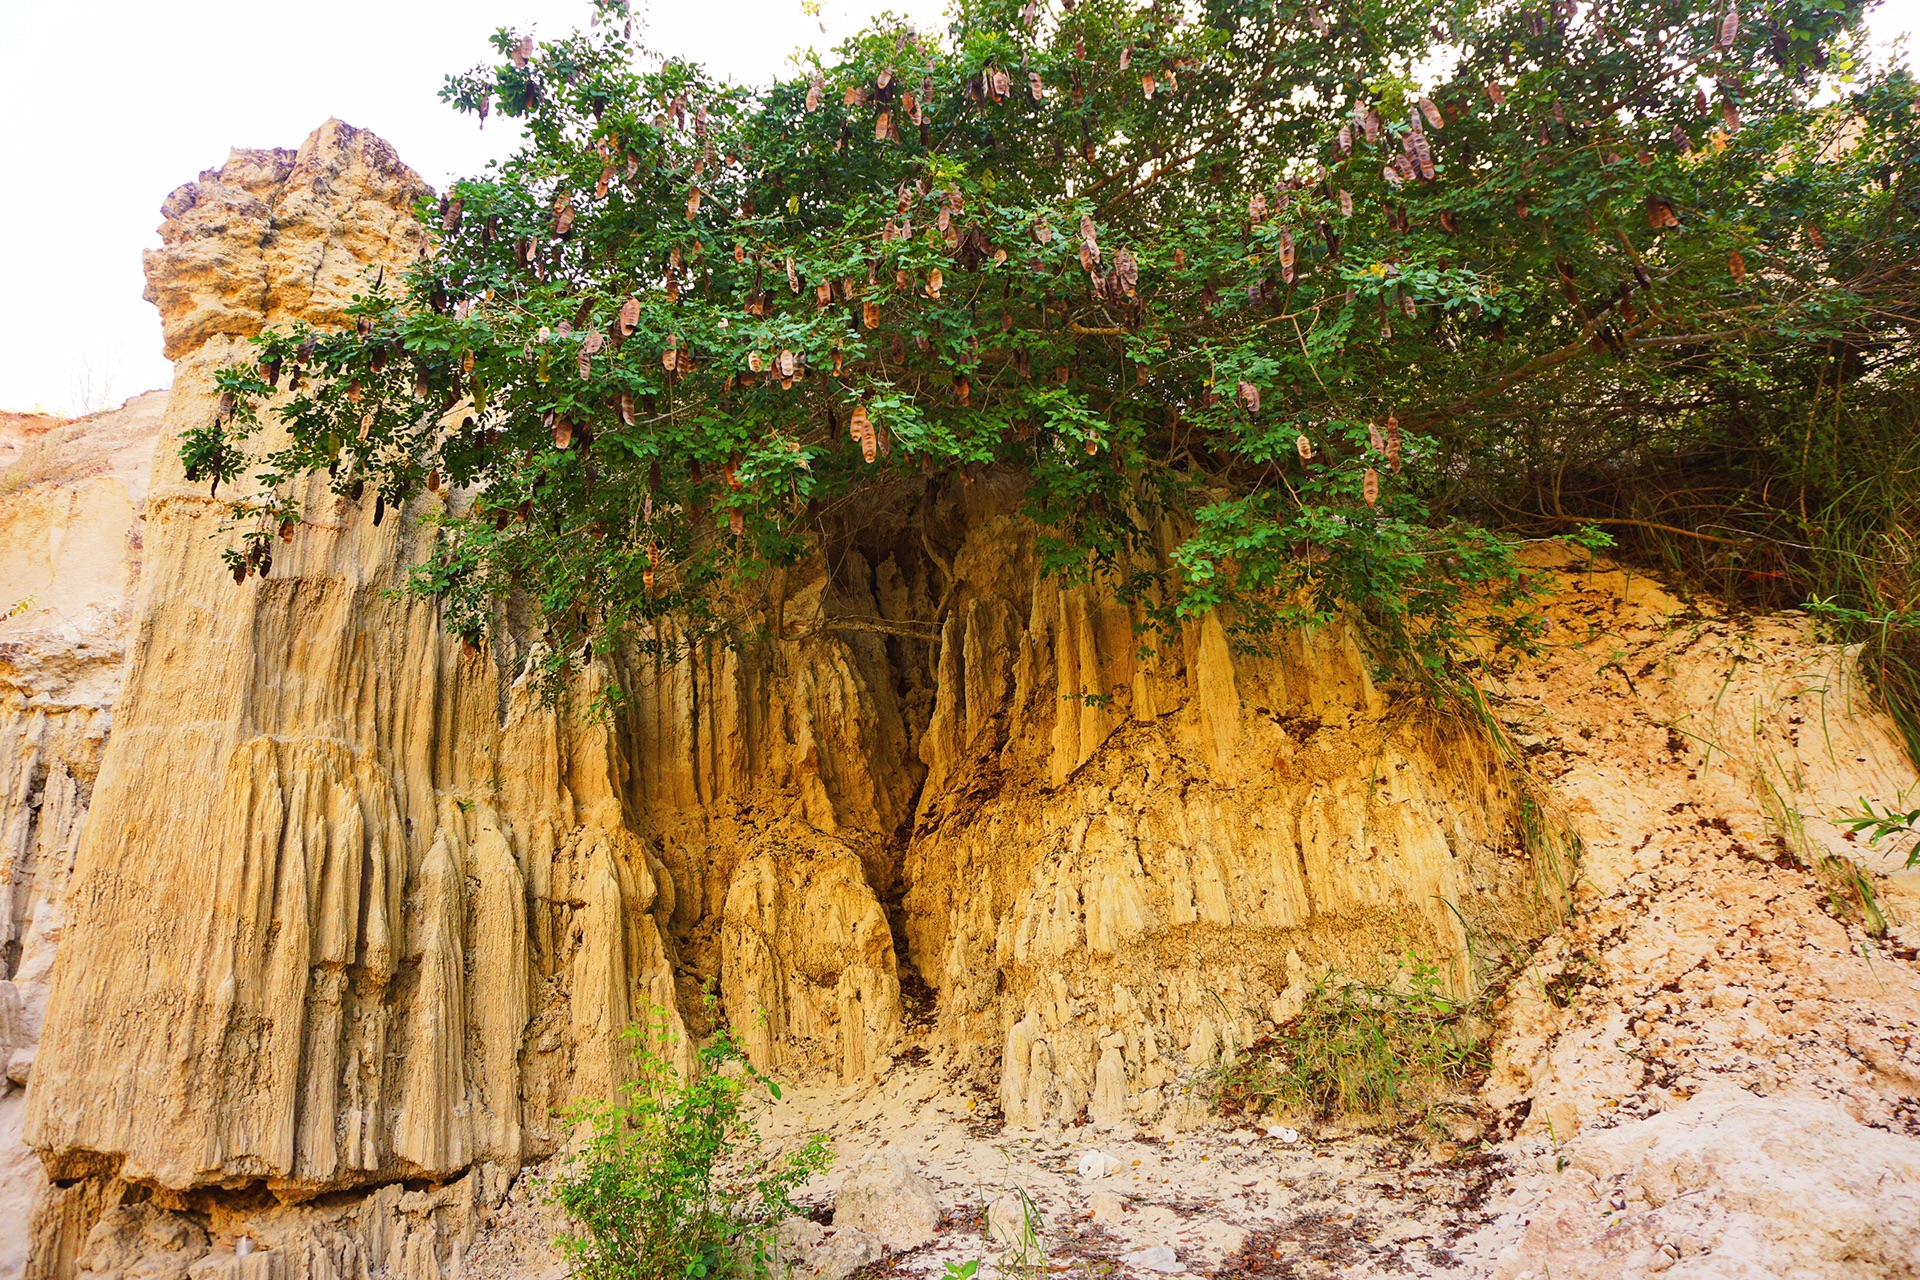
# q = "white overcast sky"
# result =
<box><xmin>0</xmin><ymin>0</ymin><xmax>1915</xmax><ymax>414</ymax></box>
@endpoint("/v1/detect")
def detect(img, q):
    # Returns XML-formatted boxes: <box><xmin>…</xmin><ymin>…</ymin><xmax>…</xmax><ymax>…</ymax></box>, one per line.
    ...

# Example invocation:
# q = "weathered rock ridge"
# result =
<box><xmin>5</xmin><ymin>120</ymin><xmax>1915</xmax><ymax>1280</ymax></box>
<box><xmin>9</xmin><ymin>118</ymin><xmax>1557</xmax><ymax>1277</ymax></box>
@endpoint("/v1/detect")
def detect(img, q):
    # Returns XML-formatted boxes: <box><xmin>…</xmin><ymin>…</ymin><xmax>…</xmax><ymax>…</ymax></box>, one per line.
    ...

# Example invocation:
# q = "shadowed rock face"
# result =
<box><xmin>9</xmin><ymin>121</ymin><xmax>1571</xmax><ymax>1279</ymax></box>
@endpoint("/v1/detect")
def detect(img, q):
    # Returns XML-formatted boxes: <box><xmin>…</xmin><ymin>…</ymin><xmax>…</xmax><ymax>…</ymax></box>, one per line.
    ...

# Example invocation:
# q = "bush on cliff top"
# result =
<box><xmin>185</xmin><ymin>0</ymin><xmax>1919</xmax><ymax>707</ymax></box>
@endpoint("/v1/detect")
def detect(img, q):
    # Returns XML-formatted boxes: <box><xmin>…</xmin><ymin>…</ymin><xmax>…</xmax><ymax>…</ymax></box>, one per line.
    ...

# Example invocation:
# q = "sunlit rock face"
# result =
<box><xmin>10</xmin><ymin>121</ymin><xmax>1565</xmax><ymax>1280</ymax></box>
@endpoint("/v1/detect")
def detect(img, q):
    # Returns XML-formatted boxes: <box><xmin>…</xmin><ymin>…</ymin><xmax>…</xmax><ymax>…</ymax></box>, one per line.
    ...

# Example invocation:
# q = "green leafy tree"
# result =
<box><xmin>551</xmin><ymin>1020</ymin><xmax>830</xmax><ymax>1280</ymax></box>
<box><xmin>188</xmin><ymin>0</ymin><xmax>1911</xmax><ymax>695</ymax></box>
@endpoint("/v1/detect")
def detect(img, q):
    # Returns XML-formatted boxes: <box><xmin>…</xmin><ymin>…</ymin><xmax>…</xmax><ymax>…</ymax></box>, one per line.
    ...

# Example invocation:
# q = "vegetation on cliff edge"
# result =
<box><xmin>184</xmin><ymin>0</ymin><xmax>1919</xmax><ymax>727</ymax></box>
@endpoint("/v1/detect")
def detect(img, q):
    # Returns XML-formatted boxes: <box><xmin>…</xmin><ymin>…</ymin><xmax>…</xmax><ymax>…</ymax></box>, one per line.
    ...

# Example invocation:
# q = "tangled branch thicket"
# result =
<box><xmin>188</xmin><ymin>0</ymin><xmax>1919</xmax><ymax>734</ymax></box>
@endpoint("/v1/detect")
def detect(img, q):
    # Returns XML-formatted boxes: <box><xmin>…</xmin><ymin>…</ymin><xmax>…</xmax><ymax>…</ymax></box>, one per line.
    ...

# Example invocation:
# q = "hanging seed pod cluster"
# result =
<box><xmin>186</xmin><ymin>0</ymin><xmax>1898</xmax><ymax>683</ymax></box>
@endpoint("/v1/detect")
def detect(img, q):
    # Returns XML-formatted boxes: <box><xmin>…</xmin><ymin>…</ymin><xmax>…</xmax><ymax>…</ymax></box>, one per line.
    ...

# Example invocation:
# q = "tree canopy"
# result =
<box><xmin>189</xmin><ymin>0</ymin><xmax>1920</xmax><ymax>703</ymax></box>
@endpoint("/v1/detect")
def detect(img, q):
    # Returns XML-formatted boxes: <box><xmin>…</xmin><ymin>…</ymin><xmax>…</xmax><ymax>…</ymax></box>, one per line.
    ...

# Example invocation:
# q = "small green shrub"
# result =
<box><xmin>1210</xmin><ymin>959</ymin><xmax>1490</xmax><ymax>1124</ymax></box>
<box><xmin>551</xmin><ymin>1019</ymin><xmax>830</xmax><ymax>1280</ymax></box>
<box><xmin>1841</xmin><ymin>799</ymin><xmax>1920</xmax><ymax>870</ymax></box>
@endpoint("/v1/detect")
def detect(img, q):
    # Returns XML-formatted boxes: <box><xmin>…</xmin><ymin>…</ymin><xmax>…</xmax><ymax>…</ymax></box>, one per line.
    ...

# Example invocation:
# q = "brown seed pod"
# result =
<box><xmin>619</xmin><ymin>392</ymin><xmax>635</xmax><ymax>425</ymax></box>
<box><xmin>1369</xmin><ymin>422</ymin><xmax>1385</xmax><ymax>453</ymax></box>
<box><xmin>1250</xmin><ymin>192</ymin><xmax>1268</xmax><ymax>225</ymax></box>
<box><xmin>1034</xmin><ymin>219</ymin><xmax>1053</xmax><ymax>244</ymax></box>
<box><xmin>1238</xmin><ymin>381</ymin><xmax>1260</xmax><ymax>413</ymax></box>
<box><xmin>1295</xmin><ymin>434</ymin><xmax>1313</xmax><ymax>462</ymax></box>
<box><xmin>1364</xmin><ymin>468</ymin><xmax>1379</xmax><ymax>507</ymax></box>
<box><xmin>729</xmin><ymin>508</ymin><xmax>744</xmax><ymax>536</ymax></box>
<box><xmin>1419</xmin><ymin>97</ymin><xmax>1444</xmax><ymax>130</ymax></box>
<box><xmin>1278</xmin><ymin>232</ymin><xmax>1295</xmax><ymax>284</ymax></box>
<box><xmin>1030</xmin><ymin>71</ymin><xmax>1045</xmax><ymax>101</ymax></box>
<box><xmin>577</xmin><ymin>350</ymin><xmax>592</xmax><ymax>379</ymax></box>
<box><xmin>554</xmin><ymin>419</ymin><xmax>574</xmax><ymax>449</ymax></box>
<box><xmin>1114</xmin><ymin>250</ymin><xmax>1139</xmax><ymax>297</ymax></box>
<box><xmin>1486</xmin><ymin>81</ymin><xmax>1506</xmax><ymax>106</ymax></box>
<box><xmin>1173</xmin><ymin>246</ymin><xmax>1188</xmax><ymax>269</ymax></box>
<box><xmin>863</xmin><ymin>301</ymin><xmax>882</xmax><ymax>329</ymax></box>
<box><xmin>786</xmin><ymin>257</ymin><xmax>799</xmax><ymax>292</ymax></box>
<box><xmin>806</xmin><ymin>72</ymin><xmax>823</xmax><ymax>112</ymax></box>
<box><xmin>1719</xmin><ymin>2</ymin><xmax>1739</xmax><ymax>48</ymax></box>
<box><xmin>619</xmin><ymin>298</ymin><xmax>641</xmax><ymax>335</ymax></box>
<box><xmin>685</xmin><ymin>187</ymin><xmax>702</xmax><ymax>218</ymax></box>
<box><xmin>1728</xmin><ymin>250</ymin><xmax>1747</xmax><ymax>282</ymax></box>
<box><xmin>1339</xmin><ymin>189</ymin><xmax>1354</xmax><ymax>218</ymax></box>
<box><xmin>1364</xmin><ymin>107</ymin><xmax>1382</xmax><ymax>143</ymax></box>
<box><xmin>926</xmin><ymin>268</ymin><xmax>943</xmax><ymax>298</ymax></box>
<box><xmin>876</xmin><ymin>111</ymin><xmax>892</xmax><ymax>141</ymax></box>
<box><xmin>1338</xmin><ymin>123</ymin><xmax>1352</xmax><ymax>154</ymax></box>
<box><xmin>1305</xmin><ymin>4</ymin><xmax>1329</xmax><ymax>34</ymax></box>
<box><xmin>1386</xmin><ymin>414</ymin><xmax>1402</xmax><ymax>472</ymax></box>
<box><xmin>1405</xmin><ymin>129</ymin><xmax>1435</xmax><ymax>181</ymax></box>
<box><xmin>1142</xmin><ymin>73</ymin><xmax>1157</xmax><ymax>99</ymax></box>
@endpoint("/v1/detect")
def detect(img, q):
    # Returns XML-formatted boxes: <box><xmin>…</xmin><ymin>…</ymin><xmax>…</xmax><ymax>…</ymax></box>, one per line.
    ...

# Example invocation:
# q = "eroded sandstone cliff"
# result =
<box><xmin>7</xmin><ymin>119</ymin><xmax>1565</xmax><ymax>1279</ymax></box>
<box><xmin>7</xmin><ymin>119</ymin><xmax>1917</xmax><ymax>1280</ymax></box>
